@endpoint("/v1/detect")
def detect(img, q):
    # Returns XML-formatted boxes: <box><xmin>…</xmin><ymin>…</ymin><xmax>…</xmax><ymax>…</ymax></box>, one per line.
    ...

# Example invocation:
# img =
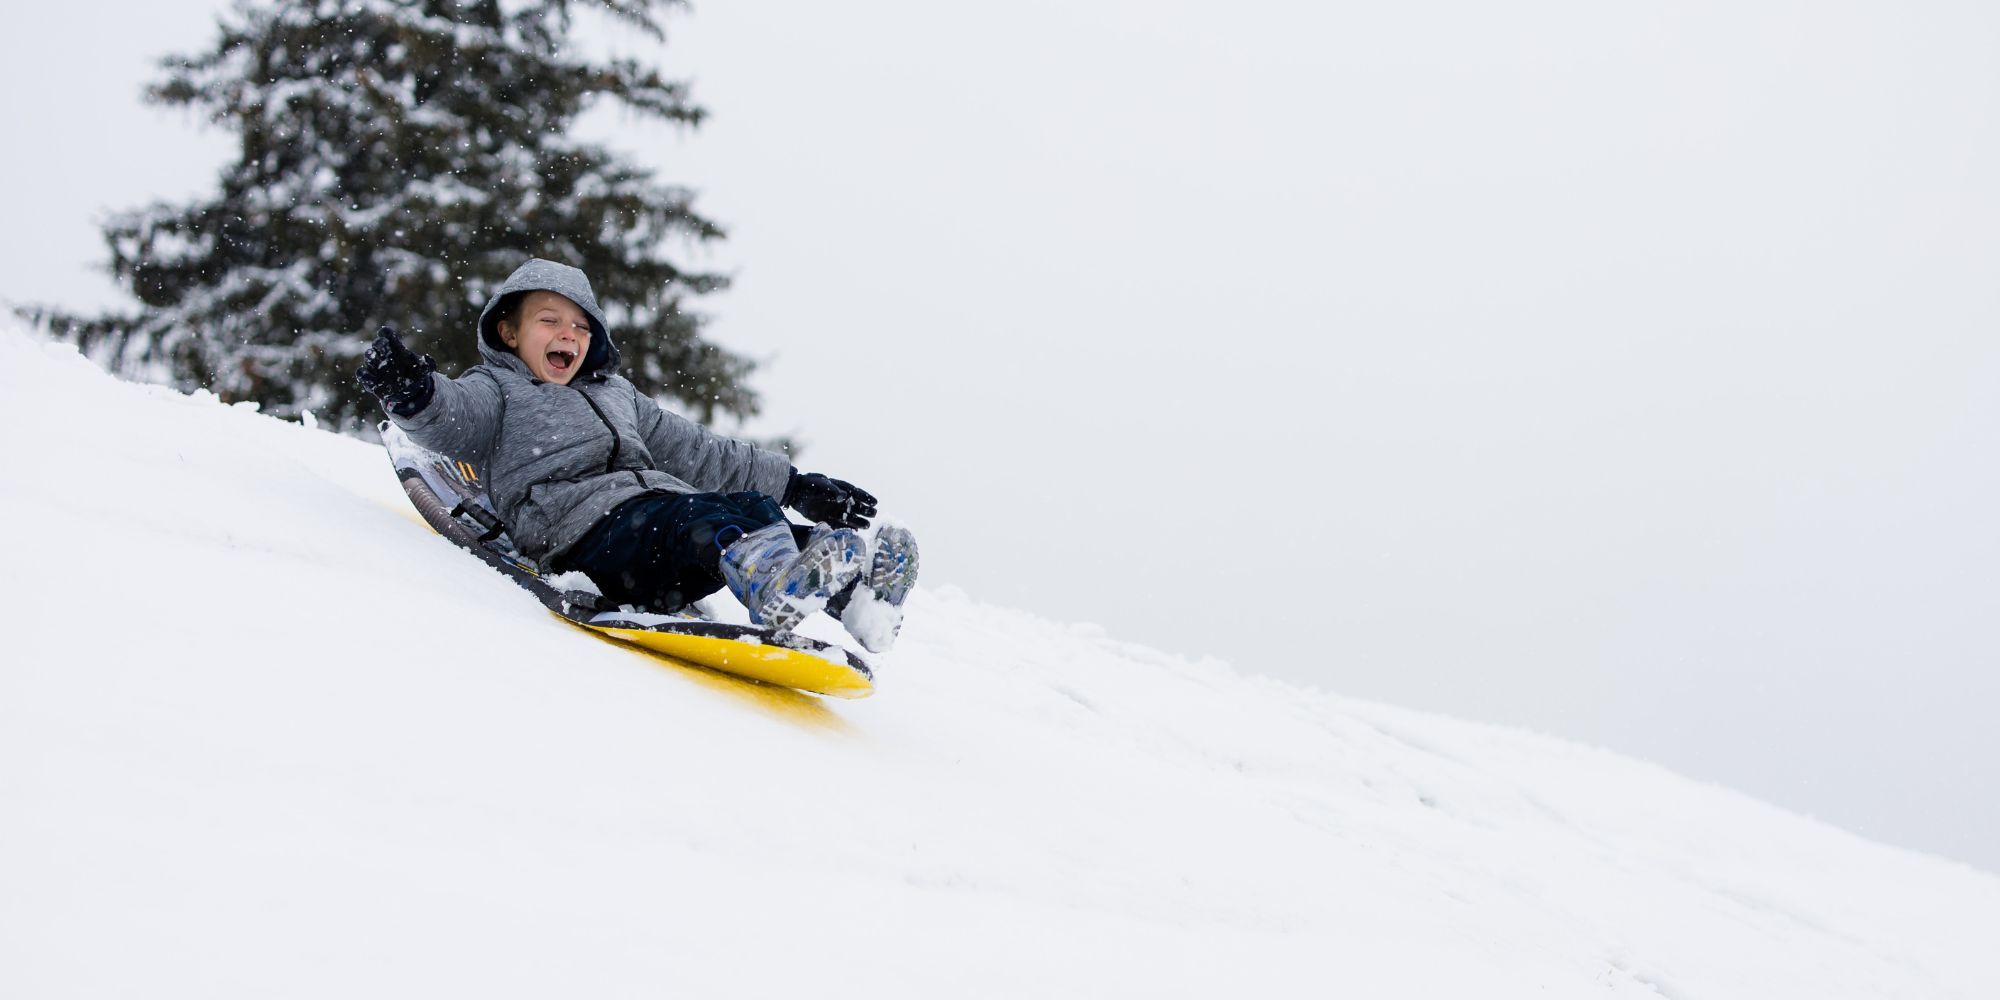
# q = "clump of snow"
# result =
<box><xmin>538</xmin><ymin>569</ymin><xmax>602</xmax><ymax>595</ymax></box>
<box><xmin>839</xmin><ymin>584</ymin><xmax>903</xmax><ymax>652</ymax></box>
<box><xmin>2</xmin><ymin>320</ymin><xmax>1999</xmax><ymax>999</ymax></box>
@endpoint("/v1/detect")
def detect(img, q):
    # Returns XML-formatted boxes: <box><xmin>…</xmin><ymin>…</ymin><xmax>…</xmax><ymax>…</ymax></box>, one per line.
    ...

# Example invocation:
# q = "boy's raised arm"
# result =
<box><xmin>356</xmin><ymin>326</ymin><xmax>502</xmax><ymax>468</ymax></box>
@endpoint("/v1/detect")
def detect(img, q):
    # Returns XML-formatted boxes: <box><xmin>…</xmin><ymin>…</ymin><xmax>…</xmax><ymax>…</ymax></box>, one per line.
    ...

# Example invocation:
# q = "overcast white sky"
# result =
<box><xmin>5</xmin><ymin>0</ymin><xmax>1996</xmax><ymax>874</ymax></box>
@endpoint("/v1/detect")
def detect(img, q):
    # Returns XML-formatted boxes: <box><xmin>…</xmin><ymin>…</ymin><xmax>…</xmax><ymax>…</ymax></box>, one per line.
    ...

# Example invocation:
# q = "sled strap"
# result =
<box><xmin>450</xmin><ymin>500</ymin><xmax>508</xmax><ymax>543</ymax></box>
<box><xmin>558</xmin><ymin>590</ymin><xmax>608</xmax><ymax>615</ymax></box>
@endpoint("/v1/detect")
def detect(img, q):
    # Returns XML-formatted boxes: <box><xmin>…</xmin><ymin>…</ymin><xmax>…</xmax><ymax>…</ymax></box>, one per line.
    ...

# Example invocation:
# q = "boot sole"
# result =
<box><xmin>758</xmin><ymin>528</ymin><xmax>866</xmax><ymax>632</ymax></box>
<box><xmin>865</xmin><ymin>524</ymin><xmax>920</xmax><ymax>606</ymax></box>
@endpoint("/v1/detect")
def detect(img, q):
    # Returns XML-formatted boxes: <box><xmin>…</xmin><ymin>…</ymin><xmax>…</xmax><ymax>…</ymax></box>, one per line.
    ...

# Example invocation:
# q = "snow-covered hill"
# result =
<box><xmin>3</xmin><ymin>326</ymin><xmax>1995</xmax><ymax>999</ymax></box>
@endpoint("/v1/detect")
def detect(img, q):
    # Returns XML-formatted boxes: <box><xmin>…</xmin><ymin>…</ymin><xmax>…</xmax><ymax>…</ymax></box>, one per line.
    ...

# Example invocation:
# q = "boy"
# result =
<box><xmin>356</xmin><ymin>257</ymin><xmax>916</xmax><ymax>651</ymax></box>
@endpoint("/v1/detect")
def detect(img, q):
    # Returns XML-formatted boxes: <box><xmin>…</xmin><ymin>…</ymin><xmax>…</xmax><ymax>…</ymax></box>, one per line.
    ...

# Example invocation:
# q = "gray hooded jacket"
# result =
<box><xmin>392</xmin><ymin>258</ymin><xmax>792</xmax><ymax>563</ymax></box>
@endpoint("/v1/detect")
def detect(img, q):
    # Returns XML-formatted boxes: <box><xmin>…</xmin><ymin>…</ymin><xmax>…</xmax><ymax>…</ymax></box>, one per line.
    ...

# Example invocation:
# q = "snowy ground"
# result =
<box><xmin>2</xmin><ymin>324</ymin><xmax>1996</xmax><ymax>998</ymax></box>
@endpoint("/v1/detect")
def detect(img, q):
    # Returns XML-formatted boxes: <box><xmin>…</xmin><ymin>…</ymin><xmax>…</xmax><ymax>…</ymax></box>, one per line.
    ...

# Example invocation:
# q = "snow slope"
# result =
<box><xmin>2</xmin><ymin>325</ymin><xmax>1995</xmax><ymax>999</ymax></box>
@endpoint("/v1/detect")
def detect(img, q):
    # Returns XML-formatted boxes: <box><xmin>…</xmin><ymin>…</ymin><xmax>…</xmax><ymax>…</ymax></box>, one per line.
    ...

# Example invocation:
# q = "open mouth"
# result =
<box><xmin>546</xmin><ymin>347</ymin><xmax>579</xmax><ymax>373</ymax></box>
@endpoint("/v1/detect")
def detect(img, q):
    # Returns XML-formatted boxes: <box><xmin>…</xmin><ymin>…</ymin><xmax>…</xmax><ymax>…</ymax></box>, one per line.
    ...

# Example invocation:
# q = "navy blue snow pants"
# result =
<box><xmin>551</xmin><ymin>491</ymin><xmax>798</xmax><ymax>613</ymax></box>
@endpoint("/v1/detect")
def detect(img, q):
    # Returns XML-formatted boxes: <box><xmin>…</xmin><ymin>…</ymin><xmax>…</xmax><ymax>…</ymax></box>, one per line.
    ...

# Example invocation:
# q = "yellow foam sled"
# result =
<box><xmin>580</xmin><ymin>618</ymin><xmax>874</xmax><ymax>699</ymax></box>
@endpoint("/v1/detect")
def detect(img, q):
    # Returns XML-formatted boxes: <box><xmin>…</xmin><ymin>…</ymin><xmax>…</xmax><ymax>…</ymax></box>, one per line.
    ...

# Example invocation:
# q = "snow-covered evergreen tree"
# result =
<box><xmin>32</xmin><ymin>0</ymin><xmax>757</xmax><ymax>431</ymax></box>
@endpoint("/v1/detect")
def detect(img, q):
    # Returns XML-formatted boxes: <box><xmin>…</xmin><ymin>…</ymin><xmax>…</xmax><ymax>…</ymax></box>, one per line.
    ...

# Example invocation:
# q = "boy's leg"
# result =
<box><xmin>717</xmin><ymin>509</ymin><xmax>866</xmax><ymax>631</ymax></box>
<box><xmin>554</xmin><ymin>492</ymin><xmax>787</xmax><ymax>613</ymax></box>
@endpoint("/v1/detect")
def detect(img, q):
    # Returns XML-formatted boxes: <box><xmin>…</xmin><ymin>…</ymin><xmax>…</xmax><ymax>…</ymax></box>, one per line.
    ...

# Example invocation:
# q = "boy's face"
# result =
<box><xmin>499</xmin><ymin>291</ymin><xmax>593</xmax><ymax>384</ymax></box>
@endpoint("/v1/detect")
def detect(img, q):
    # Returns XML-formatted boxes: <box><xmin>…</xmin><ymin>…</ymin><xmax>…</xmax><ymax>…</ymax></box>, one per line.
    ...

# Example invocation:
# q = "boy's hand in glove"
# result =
<box><xmin>355</xmin><ymin>325</ymin><xmax>437</xmax><ymax>417</ymax></box>
<box><xmin>784</xmin><ymin>470</ymin><xmax>878</xmax><ymax>529</ymax></box>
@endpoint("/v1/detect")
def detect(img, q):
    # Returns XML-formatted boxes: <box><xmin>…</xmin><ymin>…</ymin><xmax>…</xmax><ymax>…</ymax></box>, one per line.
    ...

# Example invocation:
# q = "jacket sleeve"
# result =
<box><xmin>390</xmin><ymin>369</ymin><xmax>504</xmax><ymax>471</ymax></box>
<box><xmin>636</xmin><ymin>392</ymin><xmax>792</xmax><ymax>498</ymax></box>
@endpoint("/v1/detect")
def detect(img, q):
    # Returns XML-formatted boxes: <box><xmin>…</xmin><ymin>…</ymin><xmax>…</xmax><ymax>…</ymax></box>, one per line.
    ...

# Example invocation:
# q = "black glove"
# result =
<box><xmin>783</xmin><ymin>469</ymin><xmax>878</xmax><ymax>529</ymax></box>
<box><xmin>355</xmin><ymin>325</ymin><xmax>437</xmax><ymax>417</ymax></box>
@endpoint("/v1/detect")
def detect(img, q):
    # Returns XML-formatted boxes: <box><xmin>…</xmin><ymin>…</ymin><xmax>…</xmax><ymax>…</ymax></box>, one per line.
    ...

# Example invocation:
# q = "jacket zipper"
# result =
<box><xmin>569</xmin><ymin>382</ymin><xmax>624</xmax><ymax>476</ymax></box>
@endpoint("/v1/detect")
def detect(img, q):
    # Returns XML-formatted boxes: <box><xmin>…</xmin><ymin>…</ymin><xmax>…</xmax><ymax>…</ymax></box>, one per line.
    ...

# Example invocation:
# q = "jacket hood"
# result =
<box><xmin>476</xmin><ymin>258</ymin><xmax>620</xmax><ymax>379</ymax></box>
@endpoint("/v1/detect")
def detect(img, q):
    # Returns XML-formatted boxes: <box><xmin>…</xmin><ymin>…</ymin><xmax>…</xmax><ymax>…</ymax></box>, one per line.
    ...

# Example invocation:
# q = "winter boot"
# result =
<box><xmin>718</xmin><ymin>522</ymin><xmax>866</xmax><ymax>632</ymax></box>
<box><xmin>827</xmin><ymin>523</ymin><xmax>920</xmax><ymax>653</ymax></box>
